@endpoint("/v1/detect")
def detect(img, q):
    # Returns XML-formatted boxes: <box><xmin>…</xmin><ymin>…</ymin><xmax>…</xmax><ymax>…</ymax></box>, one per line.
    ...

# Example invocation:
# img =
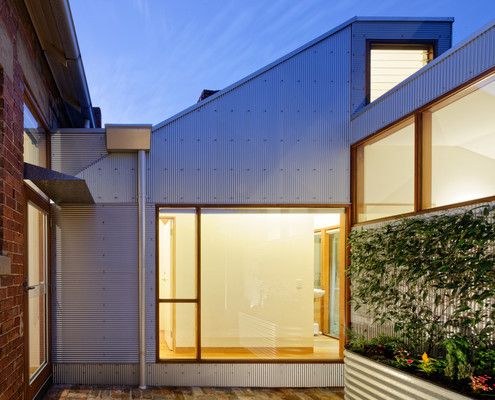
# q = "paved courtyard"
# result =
<box><xmin>44</xmin><ymin>386</ymin><xmax>345</xmax><ymax>399</ymax></box>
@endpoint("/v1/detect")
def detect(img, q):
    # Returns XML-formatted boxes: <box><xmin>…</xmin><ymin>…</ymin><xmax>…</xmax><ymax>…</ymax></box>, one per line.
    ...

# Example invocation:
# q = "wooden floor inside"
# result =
<box><xmin>159</xmin><ymin>335</ymin><xmax>340</xmax><ymax>360</ymax></box>
<box><xmin>44</xmin><ymin>385</ymin><xmax>345</xmax><ymax>399</ymax></box>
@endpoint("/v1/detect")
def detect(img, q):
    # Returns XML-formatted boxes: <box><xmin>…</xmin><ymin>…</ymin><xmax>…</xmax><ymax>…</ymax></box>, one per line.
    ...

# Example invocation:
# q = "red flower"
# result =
<box><xmin>406</xmin><ymin>359</ymin><xmax>414</xmax><ymax>364</ymax></box>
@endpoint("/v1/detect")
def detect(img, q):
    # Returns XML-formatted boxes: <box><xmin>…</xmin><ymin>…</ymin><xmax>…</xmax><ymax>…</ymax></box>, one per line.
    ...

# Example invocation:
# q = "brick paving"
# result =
<box><xmin>44</xmin><ymin>385</ymin><xmax>345</xmax><ymax>399</ymax></box>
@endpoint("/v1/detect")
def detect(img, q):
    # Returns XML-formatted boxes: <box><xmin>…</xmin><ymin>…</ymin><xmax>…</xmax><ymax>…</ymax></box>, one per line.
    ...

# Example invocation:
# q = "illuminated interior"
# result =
<box><xmin>424</xmin><ymin>73</ymin><xmax>495</xmax><ymax>208</ymax></box>
<box><xmin>356</xmin><ymin>71</ymin><xmax>495</xmax><ymax>223</ymax></box>
<box><xmin>355</xmin><ymin>118</ymin><xmax>415</xmax><ymax>223</ymax></box>
<box><xmin>369</xmin><ymin>45</ymin><xmax>431</xmax><ymax>102</ymax></box>
<box><xmin>157</xmin><ymin>208</ymin><xmax>346</xmax><ymax>360</ymax></box>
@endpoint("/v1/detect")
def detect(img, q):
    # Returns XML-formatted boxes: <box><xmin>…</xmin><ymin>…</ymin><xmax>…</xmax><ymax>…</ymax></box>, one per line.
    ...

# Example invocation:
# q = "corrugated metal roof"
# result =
<box><xmin>153</xmin><ymin>16</ymin><xmax>454</xmax><ymax>131</ymax></box>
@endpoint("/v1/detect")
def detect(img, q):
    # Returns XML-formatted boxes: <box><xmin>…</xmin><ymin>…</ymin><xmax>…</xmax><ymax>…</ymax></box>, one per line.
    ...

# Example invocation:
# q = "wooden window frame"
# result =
<box><xmin>155</xmin><ymin>204</ymin><xmax>351</xmax><ymax>364</ymax></box>
<box><xmin>365</xmin><ymin>40</ymin><xmax>436</xmax><ymax>105</ymax></box>
<box><xmin>352</xmin><ymin>66</ymin><xmax>495</xmax><ymax>227</ymax></box>
<box><xmin>351</xmin><ymin>116</ymin><xmax>415</xmax><ymax>224</ymax></box>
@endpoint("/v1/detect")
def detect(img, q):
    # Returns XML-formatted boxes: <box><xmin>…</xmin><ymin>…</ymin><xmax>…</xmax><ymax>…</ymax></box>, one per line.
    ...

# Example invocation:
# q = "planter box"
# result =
<box><xmin>344</xmin><ymin>350</ymin><xmax>473</xmax><ymax>400</ymax></box>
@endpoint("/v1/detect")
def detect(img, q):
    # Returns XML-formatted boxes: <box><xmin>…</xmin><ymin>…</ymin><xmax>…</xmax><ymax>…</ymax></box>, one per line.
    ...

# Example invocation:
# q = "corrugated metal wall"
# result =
<box><xmin>150</xmin><ymin>26</ymin><xmax>352</xmax><ymax>205</ymax></box>
<box><xmin>51</xmin><ymin>129</ymin><xmax>107</xmax><ymax>175</ymax></box>
<box><xmin>350</xmin><ymin>20</ymin><xmax>453</xmax><ymax>114</ymax></box>
<box><xmin>52</xmin><ymin>204</ymin><xmax>139</xmax><ymax>363</ymax></box>
<box><xmin>53</xmin><ymin>362</ymin><xmax>344</xmax><ymax>387</ymax></box>
<box><xmin>351</xmin><ymin>21</ymin><xmax>495</xmax><ymax>144</ymax></box>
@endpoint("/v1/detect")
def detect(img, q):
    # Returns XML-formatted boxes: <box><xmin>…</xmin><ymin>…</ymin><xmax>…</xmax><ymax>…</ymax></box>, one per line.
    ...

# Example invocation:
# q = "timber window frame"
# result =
<box><xmin>155</xmin><ymin>204</ymin><xmax>351</xmax><ymax>364</ymax></box>
<box><xmin>352</xmin><ymin>67</ymin><xmax>495</xmax><ymax>226</ymax></box>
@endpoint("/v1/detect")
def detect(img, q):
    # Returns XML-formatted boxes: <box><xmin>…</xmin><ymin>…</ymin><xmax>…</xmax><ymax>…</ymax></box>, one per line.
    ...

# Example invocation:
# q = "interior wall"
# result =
<box><xmin>200</xmin><ymin>212</ymin><xmax>317</xmax><ymax>348</ymax></box>
<box><xmin>363</xmin><ymin>143</ymin><xmax>415</xmax><ymax>219</ymax></box>
<box><xmin>431</xmin><ymin>146</ymin><xmax>495</xmax><ymax>206</ymax></box>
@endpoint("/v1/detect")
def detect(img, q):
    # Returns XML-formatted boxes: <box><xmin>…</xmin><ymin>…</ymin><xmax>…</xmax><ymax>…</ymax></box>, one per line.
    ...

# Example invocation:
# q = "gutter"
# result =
<box><xmin>58</xmin><ymin>0</ymin><xmax>96</xmax><ymax>128</ymax></box>
<box><xmin>24</xmin><ymin>0</ymin><xmax>96</xmax><ymax>128</ymax></box>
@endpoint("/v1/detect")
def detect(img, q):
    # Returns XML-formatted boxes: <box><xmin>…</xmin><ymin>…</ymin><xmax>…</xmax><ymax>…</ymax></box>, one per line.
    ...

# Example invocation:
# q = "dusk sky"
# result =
<box><xmin>70</xmin><ymin>0</ymin><xmax>495</xmax><ymax>126</ymax></box>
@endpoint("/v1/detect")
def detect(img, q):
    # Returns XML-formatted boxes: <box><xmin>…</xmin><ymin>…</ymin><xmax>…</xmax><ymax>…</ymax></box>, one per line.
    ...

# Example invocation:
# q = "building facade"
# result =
<box><xmin>0</xmin><ymin>1</ymin><xmax>97</xmax><ymax>398</ymax></box>
<box><xmin>0</xmin><ymin>1</ymin><xmax>494</xmax><ymax>398</ymax></box>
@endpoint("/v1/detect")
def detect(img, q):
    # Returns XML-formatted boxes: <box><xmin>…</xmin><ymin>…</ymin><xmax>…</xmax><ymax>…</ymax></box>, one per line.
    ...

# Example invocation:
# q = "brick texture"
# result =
<box><xmin>0</xmin><ymin>1</ymin><xmax>68</xmax><ymax>399</ymax></box>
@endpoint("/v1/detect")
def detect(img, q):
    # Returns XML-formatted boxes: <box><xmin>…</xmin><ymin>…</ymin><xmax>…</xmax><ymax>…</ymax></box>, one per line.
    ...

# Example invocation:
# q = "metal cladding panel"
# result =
<box><xmin>150</xmin><ymin>26</ymin><xmax>351</xmax><ymax>204</ymax></box>
<box><xmin>53</xmin><ymin>362</ymin><xmax>344</xmax><ymax>387</ymax></box>
<box><xmin>351</xmin><ymin>21</ymin><xmax>495</xmax><ymax>144</ymax></box>
<box><xmin>52</xmin><ymin>204</ymin><xmax>139</xmax><ymax>363</ymax></box>
<box><xmin>350</xmin><ymin>20</ymin><xmax>453</xmax><ymax>114</ymax></box>
<box><xmin>51</xmin><ymin>130</ymin><xmax>107</xmax><ymax>175</ymax></box>
<box><xmin>53</xmin><ymin>364</ymin><xmax>139</xmax><ymax>386</ymax></box>
<box><xmin>76</xmin><ymin>153</ymin><xmax>137</xmax><ymax>203</ymax></box>
<box><xmin>344</xmin><ymin>351</ymin><xmax>471</xmax><ymax>400</ymax></box>
<box><xmin>145</xmin><ymin>204</ymin><xmax>156</xmax><ymax>362</ymax></box>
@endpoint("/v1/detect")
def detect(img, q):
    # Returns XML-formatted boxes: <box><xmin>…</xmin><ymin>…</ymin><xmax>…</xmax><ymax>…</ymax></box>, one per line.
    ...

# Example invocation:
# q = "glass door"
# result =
<box><xmin>25</xmin><ymin>200</ymin><xmax>49</xmax><ymax>396</ymax></box>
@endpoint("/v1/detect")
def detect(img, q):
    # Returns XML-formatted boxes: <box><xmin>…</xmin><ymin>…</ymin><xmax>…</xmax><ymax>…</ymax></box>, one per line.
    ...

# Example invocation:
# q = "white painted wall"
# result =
<box><xmin>200</xmin><ymin>212</ymin><xmax>316</xmax><ymax>348</ymax></box>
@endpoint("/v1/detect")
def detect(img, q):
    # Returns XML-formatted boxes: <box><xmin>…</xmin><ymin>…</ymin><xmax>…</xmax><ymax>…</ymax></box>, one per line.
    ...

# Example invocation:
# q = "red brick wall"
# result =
<box><xmin>0</xmin><ymin>1</ymin><xmax>67</xmax><ymax>398</ymax></box>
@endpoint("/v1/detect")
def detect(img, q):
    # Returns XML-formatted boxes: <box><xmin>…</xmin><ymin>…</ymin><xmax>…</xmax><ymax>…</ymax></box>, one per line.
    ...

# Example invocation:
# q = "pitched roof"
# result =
<box><xmin>154</xmin><ymin>16</ymin><xmax>454</xmax><ymax>131</ymax></box>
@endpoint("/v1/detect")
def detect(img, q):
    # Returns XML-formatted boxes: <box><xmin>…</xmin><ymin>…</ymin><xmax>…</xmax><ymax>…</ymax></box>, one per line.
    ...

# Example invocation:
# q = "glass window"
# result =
<box><xmin>158</xmin><ymin>303</ymin><xmax>197</xmax><ymax>359</ymax></box>
<box><xmin>156</xmin><ymin>207</ymin><xmax>346</xmax><ymax>361</ymax></box>
<box><xmin>200</xmin><ymin>208</ymin><xmax>343</xmax><ymax>360</ymax></box>
<box><xmin>369</xmin><ymin>44</ymin><xmax>431</xmax><ymax>102</ymax></box>
<box><xmin>423</xmin><ymin>73</ymin><xmax>495</xmax><ymax>208</ymax></box>
<box><xmin>158</xmin><ymin>209</ymin><xmax>197</xmax><ymax>299</ymax></box>
<box><xmin>355</xmin><ymin>118</ymin><xmax>415</xmax><ymax>222</ymax></box>
<box><xmin>23</xmin><ymin>104</ymin><xmax>47</xmax><ymax>167</ymax></box>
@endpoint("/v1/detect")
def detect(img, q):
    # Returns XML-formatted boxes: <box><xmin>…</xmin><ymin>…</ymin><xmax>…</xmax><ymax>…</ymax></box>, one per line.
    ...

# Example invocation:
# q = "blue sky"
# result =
<box><xmin>70</xmin><ymin>0</ymin><xmax>495</xmax><ymax>125</ymax></box>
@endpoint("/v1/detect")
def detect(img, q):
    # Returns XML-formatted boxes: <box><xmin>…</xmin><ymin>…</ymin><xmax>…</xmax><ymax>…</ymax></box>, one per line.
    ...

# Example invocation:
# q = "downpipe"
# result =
<box><xmin>138</xmin><ymin>150</ymin><xmax>146</xmax><ymax>389</ymax></box>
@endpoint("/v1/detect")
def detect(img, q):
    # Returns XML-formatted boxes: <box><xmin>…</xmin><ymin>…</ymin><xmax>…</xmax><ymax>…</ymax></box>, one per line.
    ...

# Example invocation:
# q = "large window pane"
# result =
<box><xmin>424</xmin><ymin>74</ymin><xmax>495</xmax><ymax>208</ymax></box>
<box><xmin>24</xmin><ymin>104</ymin><xmax>47</xmax><ymax>168</ymax></box>
<box><xmin>158</xmin><ymin>209</ymin><xmax>196</xmax><ymax>299</ymax></box>
<box><xmin>158</xmin><ymin>303</ymin><xmax>196</xmax><ymax>359</ymax></box>
<box><xmin>200</xmin><ymin>208</ymin><xmax>342</xmax><ymax>360</ymax></box>
<box><xmin>370</xmin><ymin>45</ymin><xmax>431</xmax><ymax>102</ymax></box>
<box><xmin>356</xmin><ymin>119</ymin><xmax>415</xmax><ymax>222</ymax></box>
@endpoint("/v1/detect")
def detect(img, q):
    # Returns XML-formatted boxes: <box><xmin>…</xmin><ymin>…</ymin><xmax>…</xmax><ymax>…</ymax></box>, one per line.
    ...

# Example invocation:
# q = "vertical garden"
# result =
<box><xmin>348</xmin><ymin>204</ymin><xmax>495</xmax><ymax>397</ymax></box>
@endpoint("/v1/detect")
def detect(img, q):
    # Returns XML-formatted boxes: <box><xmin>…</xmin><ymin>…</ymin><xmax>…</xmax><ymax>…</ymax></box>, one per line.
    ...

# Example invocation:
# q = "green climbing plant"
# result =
<box><xmin>349</xmin><ymin>205</ymin><xmax>495</xmax><ymax>354</ymax></box>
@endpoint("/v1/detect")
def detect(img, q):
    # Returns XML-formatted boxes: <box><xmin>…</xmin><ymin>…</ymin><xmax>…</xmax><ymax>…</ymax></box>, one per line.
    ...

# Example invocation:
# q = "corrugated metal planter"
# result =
<box><xmin>344</xmin><ymin>350</ymin><xmax>473</xmax><ymax>400</ymax></box>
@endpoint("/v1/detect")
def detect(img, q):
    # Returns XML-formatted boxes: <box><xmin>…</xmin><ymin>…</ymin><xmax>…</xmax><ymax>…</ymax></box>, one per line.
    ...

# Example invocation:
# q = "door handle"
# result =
<box><xmin>23</xmin><ymin>282</ymin><xmax>36</xmax><ymax>291</ymax></box>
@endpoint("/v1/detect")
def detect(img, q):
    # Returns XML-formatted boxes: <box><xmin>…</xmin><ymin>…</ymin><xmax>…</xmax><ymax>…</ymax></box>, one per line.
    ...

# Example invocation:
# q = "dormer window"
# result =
<box><xmin>368</xmin><ymin>43</ymin><xmax>434</xmax><ymax>103</ymax></box>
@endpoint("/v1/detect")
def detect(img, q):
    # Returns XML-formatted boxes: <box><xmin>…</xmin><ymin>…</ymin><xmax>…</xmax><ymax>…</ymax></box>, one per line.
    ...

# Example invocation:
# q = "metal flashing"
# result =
<box><xmin>106</xmin><ymin>124</ymin><xmax>152</xmax><ymax>152</ymax></box>
<box><xmin>24</xmin><ymin>163</ymin><xmax>94</xmax><ymax>204</ymax></box>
